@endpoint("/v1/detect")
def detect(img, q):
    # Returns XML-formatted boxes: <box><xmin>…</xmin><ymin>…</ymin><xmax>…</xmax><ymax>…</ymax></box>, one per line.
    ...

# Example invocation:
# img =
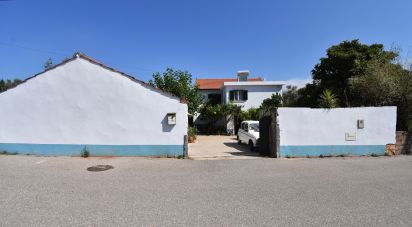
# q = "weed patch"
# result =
<box><xmin>0</xmin><ymin>150</ymin><xmax>18</xmax><ymax>155</ymax></box>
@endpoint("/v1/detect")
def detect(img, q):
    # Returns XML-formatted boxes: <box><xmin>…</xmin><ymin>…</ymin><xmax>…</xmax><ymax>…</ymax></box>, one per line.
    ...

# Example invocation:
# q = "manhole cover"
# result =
<box><xmin>87</xmin><ymin>165</ymin><xmax>114</xmax><ymax>172</ymax></box>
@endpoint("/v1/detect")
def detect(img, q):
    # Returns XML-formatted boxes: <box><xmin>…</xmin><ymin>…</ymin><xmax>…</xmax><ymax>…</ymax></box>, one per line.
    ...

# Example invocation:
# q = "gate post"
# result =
<box><xmin>275</xmin><ymin>111</ymin><xmax>280</xmax><ymax>158</ymax></box>
<box><xmin>269</xmin><ymin>108</ymin><xmax>279</xmax><ymax>158</ymax></box>
<box><xmin>183</xmin><ymin>135</ymin><xmax>189</xmax><ymax>158</ymax></box>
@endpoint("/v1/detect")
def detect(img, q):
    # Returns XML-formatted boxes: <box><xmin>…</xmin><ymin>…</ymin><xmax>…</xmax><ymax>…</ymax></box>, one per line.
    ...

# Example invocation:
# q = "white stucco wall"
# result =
<box><xmin>223</xmin><ymin>84</ymin><xmax>283</xmax><ymax>110</ymax></box>
<box><xmin>278</xmin><ymin>107</ymin><xmax>397</xmax><ymax>146</ymax></box>
<box><xmin>0</xmin><ymin>58</ymin><xmax>188</xmax><ymax>146</ymax></box>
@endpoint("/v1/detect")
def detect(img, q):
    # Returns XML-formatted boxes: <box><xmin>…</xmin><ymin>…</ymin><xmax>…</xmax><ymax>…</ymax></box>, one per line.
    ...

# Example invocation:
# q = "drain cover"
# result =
<box><xmin>87</xmin><ymin>165</ymin><xmax>114</xmax><ymax>172</ymax></box>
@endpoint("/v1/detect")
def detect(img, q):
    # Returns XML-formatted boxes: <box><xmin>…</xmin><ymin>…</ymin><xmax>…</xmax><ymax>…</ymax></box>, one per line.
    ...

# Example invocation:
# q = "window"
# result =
<box><xmin>229</xmin><ymin>90</ymin><xmax>248</xmax><ymax>102</ymax></box>
<box><xmin>207</xmin><ymin>93</ymin><xmax>222</xmax><ymax>105</ymax></box>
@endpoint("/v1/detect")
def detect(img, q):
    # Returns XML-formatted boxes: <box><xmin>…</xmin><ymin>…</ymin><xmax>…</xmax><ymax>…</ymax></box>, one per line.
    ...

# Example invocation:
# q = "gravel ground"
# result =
<box><xmin>0</xmin><ymin>155</ymin><xmax>411</xmax><ymax>226</ymax></box>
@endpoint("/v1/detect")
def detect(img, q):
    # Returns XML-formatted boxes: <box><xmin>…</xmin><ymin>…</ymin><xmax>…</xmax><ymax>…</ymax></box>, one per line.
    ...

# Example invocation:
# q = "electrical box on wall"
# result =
<box><xmin>167</xmin><ymin>113</ymin><xmax>176</xmax><ymax>125</ymax></box>
<box><xmin>357</xmin><ymin>119</ymin><xmax>364</xmax><ymax>129</ymax></box>
<box><xmin>345</xmin><ymin>132</ymin><xmax>356</xmax><ymax>141</ymax></box>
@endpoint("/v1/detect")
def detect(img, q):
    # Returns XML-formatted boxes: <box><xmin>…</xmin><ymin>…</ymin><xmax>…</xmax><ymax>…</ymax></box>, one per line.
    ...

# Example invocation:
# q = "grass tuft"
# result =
<box><xmin>80</xmin><ymin>147</ymin><xmax>90</xmax><ymax>158</ymax></box>
<box><xmin>0</xmin><ymin>150</ymin><xmax>18</xmax><ymax>155</ymax></box>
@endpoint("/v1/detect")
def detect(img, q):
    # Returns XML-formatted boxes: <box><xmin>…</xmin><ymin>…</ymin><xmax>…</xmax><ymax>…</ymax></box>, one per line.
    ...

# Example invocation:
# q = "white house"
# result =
<box><xmin>0</xmin><ymin>53</ymin><xmax>188</xmax><ymax>157</ymax></box>
<box><xmin>196</xmin><ymin>71</ymin><xmax>284</xmax><ymax>109</ymax></box>
<box><xmin>195</xmin><ymin>71</ymin><xmax>284</xmax><ymax>133</ymax></box>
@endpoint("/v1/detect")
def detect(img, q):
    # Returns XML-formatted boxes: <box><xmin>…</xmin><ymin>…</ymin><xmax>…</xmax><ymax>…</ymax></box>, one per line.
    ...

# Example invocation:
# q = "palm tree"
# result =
<box><xmin>318</xmin><ymin>89</ymin><xmax>339</xmax><ymax>108</ymax></box>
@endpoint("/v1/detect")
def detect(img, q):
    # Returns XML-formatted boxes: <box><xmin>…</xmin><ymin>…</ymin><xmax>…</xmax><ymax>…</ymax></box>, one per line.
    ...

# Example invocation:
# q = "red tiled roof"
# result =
<box><xmin>196</xmin><ymin>77</ymin><xmax>263</xmax><ymax>90</ymax></box>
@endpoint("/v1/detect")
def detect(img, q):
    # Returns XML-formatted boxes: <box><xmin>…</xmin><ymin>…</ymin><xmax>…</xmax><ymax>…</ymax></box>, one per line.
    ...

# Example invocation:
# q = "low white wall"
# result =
<box><xmin>0</xmin><ymin>58</ymin><xmax>187</xmax><ymax>148</ymax></box>
<box><xmin>277</xmin><ymin>107</ymin><xmax>397</xmax><ymax>156</ymax></box>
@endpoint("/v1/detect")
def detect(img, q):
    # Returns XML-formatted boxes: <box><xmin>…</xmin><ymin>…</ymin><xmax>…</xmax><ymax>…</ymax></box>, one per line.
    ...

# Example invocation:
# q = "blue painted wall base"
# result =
<box><xmin>0</xmin><ymin>143</ymin><xmax>183</xmax><ymax>157</ymax></box>
<box><xmin>280</xmin><ymin>145</ymin><xmax>386</xmax><ymax>157</ymax></box>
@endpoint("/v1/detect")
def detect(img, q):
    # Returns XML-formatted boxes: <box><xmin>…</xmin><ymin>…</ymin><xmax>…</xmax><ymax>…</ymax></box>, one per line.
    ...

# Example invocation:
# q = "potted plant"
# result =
<box><xmin>188</xmin><ymin>126</ymin><xmax>198</xmax><ymax>143</ymax></box>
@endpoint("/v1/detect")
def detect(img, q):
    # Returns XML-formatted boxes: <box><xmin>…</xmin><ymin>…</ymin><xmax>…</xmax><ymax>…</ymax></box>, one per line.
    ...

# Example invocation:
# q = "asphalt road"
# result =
<box><xmin>0</xmin><ymin>155</ymin><xmax>411</xmax><ymax>226</ymax></box>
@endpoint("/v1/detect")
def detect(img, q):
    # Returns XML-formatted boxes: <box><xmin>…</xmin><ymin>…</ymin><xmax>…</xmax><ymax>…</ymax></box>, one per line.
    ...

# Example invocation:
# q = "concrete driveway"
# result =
<box><xmin>189</xmin><ymin>135</ymin><xmax>261</xmax><ymax>159</ymax></box>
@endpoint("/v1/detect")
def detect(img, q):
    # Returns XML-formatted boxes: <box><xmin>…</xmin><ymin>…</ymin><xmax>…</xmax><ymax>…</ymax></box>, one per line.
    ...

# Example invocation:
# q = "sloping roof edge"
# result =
<box><xmin>1</xmin><ymin>52</ymin><xmax>187</xmax><ymax>104</ymax></box>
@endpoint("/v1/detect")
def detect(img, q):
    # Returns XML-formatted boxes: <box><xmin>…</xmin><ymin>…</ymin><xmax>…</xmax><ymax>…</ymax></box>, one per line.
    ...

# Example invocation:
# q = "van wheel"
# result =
<box><xmin>238</xmin><ymin>138</ymin><xmax>242</xmax><ymax>144</ymax></box>
<box><xmin>249</xmin><ymin>140</ymin><xmax>254</xmax><ymax>152</ymax></box>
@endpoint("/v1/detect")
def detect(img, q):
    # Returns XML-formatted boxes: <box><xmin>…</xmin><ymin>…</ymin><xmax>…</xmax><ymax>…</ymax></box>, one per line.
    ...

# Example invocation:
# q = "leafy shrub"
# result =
<box><xmin>80</xmin><ymin>147</ymin><xmax>90</xmax><ymax>158</ymax></box>
<box><xmin>318</xmin><ymin>89</ymin><xmax>339</xmax><ymax>108</ymax></box>
<box><xmin>260</xmin><ymin>94</ymin><xmax>283</xmax><ymax>113</ymax></box>
<box><xmin>0</xmin><ymin>150</ymin><xmax>18</xmax><ymax>155</ymax></box>
<box><xmin>238</xmin><ymin>108</ymin><xmax>260</xmax><ymax>121</ymax></box>
<box><xmin>188</xmin><ymin>126</ymin><xmax>198</xmax><ymax>137</ymax></box>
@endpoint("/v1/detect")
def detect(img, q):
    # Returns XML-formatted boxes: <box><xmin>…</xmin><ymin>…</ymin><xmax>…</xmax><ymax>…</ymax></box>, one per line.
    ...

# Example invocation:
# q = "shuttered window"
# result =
<box><xmin>229</xmin><ymin>90</ymin><xmax>248</xmax><ymax>102</ymax></box>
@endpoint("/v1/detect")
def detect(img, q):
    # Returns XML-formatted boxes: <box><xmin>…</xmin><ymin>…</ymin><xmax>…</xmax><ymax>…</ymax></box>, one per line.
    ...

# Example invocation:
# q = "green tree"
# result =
<box><xmin>318</xmin><ymin>89</ymin><xmax>339</xmax><ymax>108</ymax></box>
<box><xmin>199</xmin><ymin>103</ymin><xmax>240</xmax><ymax>134</ymax></box>
<box><xmin>351</xmin><ymin>60</ymin><xmax>402</xmax><ymax>106</ymax></box>
<box><xmin>312</xmin><ymin>39</ymin><xmax>398</xmax><ymax>107</ymax></box>
<box><xmin>351</xmin><ymin>60</ymin><xmax>412</xmax><ymax>130</ymax></box>
<box><xmin>259</xmin><ymin>93</ymin><xmax>283</xmax><ymax>113</ymax></box>
<box><xmin>282</xmin><ymin>85</ymin><xmax>299</xmax><ymax>107</ymax></box>
<box><xmin>149</xmin><ymin>68</ymin><xmax>203</xmax><ymax>115</ymax></box>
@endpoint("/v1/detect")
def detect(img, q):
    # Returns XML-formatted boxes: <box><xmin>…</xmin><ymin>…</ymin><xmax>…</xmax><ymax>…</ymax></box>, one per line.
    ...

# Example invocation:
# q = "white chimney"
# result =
<box><xmin>237</xmin><ymin>70</ymin><xmax>249</xmax><ymax>82</ymax></box>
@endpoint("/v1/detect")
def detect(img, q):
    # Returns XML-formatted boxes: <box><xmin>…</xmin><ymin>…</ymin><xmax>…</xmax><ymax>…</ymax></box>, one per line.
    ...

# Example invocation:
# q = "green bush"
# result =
<box><xmin>80</xmin><ymin>147</ymin><xmax>90</xmax><ymax>158</ymax></box>
<box><xmin>238</xmin><ymin>108</ymin><xmax>260</xmax><ymax>121</ymax></box>
<box><xmin>0</xmin><ymin>150</ymin><xmax>18</xmax><ymax>155</ymax></box>
<box><xmin>188</xmin><ymin>126</ymin><xmax>198</xmax><ymax>138</ymax></box>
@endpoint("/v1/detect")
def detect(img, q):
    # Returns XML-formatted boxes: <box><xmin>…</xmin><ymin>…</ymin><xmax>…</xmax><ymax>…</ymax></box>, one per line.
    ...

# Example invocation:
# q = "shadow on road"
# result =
<box><xmin>223</xmin><ymin>142</ymin><xmax>262</xmax><ymax>157</ymax></box>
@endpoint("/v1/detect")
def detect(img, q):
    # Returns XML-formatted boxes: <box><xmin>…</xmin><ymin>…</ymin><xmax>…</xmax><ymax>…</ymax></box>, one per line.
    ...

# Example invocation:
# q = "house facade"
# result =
<box><xmin>196</xmin><ymin>71</ymin><xmax>284</xmax><ymax>109</ymax></box>
<box><xmin>0</xmin><ymin>53</ymin><xmax>188</xmax><ymax>157</ymax></box>
<box><xmin>195</xmin><ymin>71</ymin><xmax>284</xmax><ymax>133</ymax></box>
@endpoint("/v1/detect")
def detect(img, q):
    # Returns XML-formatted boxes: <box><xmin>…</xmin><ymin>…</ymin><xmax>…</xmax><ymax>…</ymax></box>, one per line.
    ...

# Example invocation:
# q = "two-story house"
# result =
<box><xmin>195</xmin><ymin>71</ymin><xmax>284</xmax><ymax>134</ymax></box>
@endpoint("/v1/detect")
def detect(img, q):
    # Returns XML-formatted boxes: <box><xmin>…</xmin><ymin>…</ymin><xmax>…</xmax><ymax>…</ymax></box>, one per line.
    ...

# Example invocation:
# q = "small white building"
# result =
<box><xmin>0</xmin><ymin>53</ymin><xmax>188</xmax><ymax>157</ymax></box>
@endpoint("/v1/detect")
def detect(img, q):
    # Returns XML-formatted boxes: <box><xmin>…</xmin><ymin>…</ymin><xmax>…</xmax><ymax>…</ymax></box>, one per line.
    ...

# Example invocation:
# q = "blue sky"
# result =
<box><xmin>1</xmin><ymin>0</ymin><xmax>411</xmax><ymax>84</ymax></box>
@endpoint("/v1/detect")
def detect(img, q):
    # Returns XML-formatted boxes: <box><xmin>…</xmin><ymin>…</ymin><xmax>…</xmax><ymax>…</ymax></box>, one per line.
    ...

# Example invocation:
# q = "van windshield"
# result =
<box><xmin>249</xmin><ymin>123</ymin><xmax>259</xmax><ymax>132</ymax></box>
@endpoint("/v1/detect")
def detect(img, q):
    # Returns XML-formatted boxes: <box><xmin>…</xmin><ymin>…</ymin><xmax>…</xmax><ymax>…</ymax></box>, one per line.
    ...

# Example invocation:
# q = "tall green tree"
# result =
<box><xmin>149</xmin><ymin>68</ymin><xmax>203</xmax><ymax>115</ymax></box>
<box><xmin>312</xmin><ymin>39</ymin><xmax>398</xmax><ymax>107</ymax></box>
<box><xmin>351</xmin><ymin>60</ymin><xmax>412</xmax><ymax>130</ymax></box>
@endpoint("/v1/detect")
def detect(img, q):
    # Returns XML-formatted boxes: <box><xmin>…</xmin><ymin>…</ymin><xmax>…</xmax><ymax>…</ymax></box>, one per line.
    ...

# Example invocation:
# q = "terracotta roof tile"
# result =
<box><xmin>196</xmin><ymin>77</ymin><xmax>263</xmax><ymax>90</ymax></box>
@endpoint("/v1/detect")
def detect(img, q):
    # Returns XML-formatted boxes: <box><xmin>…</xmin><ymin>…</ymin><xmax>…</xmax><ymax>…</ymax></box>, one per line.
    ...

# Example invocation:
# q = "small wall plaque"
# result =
<box><xmin>345</xmin><ymin>132</ymin><xmax>356</xmax><ymax>141</ymax></box>
<box><xmin>357</xmin><ymin>119</ymin><xmax>364</xmax><ymax>129</ymax></box>
<box><xmin>167</xmin><ymin>113</ymin><xmax>176</xmax><ymax>125</ymax></box>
